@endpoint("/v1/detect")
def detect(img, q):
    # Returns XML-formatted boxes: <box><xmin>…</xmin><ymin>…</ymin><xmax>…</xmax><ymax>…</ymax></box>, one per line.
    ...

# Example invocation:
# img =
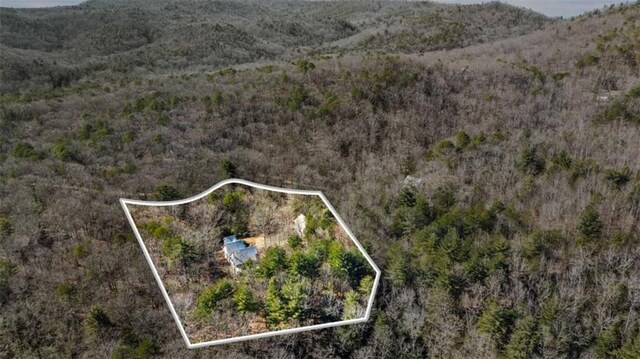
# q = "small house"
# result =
<box><xmin>222</xmin><ymin>235</ymin><xmax>258</xmax><ymax>274</ymax></box>
<box><xmin>223</xmin><ymin>239</ymin><xmax>247</xmax><ymax>260</ymax></box>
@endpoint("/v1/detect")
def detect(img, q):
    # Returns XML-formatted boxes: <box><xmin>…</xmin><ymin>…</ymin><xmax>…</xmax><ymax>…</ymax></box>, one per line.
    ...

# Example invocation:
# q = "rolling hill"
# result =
<box><xmin>1</xmin><ymin>1</ymin><xmax>639</xmax><ymax>358</ymax></box>
<box><xmin>1</xmin><ymin>0</ymin><xmax>550</xmax><ymax>92</ymax></box>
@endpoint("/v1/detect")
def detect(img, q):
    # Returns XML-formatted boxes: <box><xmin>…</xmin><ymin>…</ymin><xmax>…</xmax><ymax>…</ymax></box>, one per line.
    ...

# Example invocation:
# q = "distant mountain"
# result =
<box><xmin>0</xmin><ymin>0</ymin><xmax>551</xmax><ymax>93</ymax></box>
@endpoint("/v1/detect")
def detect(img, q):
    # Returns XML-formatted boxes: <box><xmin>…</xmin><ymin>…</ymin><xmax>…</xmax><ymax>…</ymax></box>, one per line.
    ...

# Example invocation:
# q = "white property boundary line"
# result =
<box><xmin>119</xmin><ymin>178</ymin><xmax>382</xmax><ymax>349</ymax></box>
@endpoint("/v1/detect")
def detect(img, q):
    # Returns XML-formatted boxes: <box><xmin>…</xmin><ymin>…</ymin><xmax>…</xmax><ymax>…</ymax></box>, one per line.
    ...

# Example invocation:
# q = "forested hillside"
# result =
<box><xmin>1</xmin><ymin>1</ymin><xmax>640</xmax><ymax>358</ymax></box>
<box><xmin>0</xmin><ymin>0</ymin><xmax>549</xmax><ymax>93</ymax></box>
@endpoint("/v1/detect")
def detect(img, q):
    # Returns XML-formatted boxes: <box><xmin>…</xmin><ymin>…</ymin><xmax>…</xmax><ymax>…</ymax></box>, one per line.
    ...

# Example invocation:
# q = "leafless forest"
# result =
<box><xmin>1</xmin><ymin>0</ymin><xmax>640</xmax><ymax>358</ymax></box>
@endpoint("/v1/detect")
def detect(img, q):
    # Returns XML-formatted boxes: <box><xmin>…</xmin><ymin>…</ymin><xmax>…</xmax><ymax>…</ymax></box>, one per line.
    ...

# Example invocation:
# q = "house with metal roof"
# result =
<box><xmin>222</xmin><ymin>235</ymin><xmax>258</xmax><ymax>273</ymax></box>
<box><xmin>223</xmin><ymin>239</ymin><xmax>247</xmax><ymax>259</ymax></box>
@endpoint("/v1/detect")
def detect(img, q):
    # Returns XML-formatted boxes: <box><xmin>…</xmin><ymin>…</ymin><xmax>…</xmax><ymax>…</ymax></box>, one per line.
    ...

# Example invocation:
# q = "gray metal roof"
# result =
<box><xmin>228</xmin><ymin>246</ymin><xmax>258</xmax><ymax>267</ymax></box>
<box><xmin>224</xmin><ymin>240</ymin><xmax>247</xmax><ymax>254</ymax></box>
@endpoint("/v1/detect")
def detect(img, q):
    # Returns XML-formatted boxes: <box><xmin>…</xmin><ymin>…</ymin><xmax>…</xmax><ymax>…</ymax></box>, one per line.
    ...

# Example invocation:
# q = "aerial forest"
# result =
<box><xmin>1</xmin><ymin>1</ymin><xmax>640</xmax><ymax>358</ymax></box>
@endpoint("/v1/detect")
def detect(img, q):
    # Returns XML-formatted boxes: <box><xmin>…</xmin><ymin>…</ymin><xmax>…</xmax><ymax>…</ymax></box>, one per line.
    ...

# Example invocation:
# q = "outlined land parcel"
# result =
<box><xmin>120</xmin><ymin>179</ymin><xmax>381</xmax><ymax>347</ymax></box>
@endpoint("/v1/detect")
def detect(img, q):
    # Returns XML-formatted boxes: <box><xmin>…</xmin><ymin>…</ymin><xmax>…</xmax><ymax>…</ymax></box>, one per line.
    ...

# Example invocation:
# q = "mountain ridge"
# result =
<box><xmin>0</xmin><ymin>0</ymin><xmax>551</xmax><ymax>93</ymax></box>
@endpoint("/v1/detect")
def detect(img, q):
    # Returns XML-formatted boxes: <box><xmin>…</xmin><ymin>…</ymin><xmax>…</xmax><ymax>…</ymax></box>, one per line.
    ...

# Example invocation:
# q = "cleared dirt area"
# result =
<box><xmin>243</xmin><ymin>235</ymin><xmax>265</xmax><ymax>250</ymax></box>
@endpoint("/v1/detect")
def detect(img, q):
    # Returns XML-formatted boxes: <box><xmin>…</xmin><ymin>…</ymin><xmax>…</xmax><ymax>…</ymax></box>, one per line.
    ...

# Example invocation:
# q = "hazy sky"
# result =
<box><xmin>438</xmin><ymin>0</ymin><xmax>628</xmax><ymax>17</ymax></box>
<box><xmin>0</xmin><ymin>0</ymin><xmax>631</xmax><ymax>18</ymax></box>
